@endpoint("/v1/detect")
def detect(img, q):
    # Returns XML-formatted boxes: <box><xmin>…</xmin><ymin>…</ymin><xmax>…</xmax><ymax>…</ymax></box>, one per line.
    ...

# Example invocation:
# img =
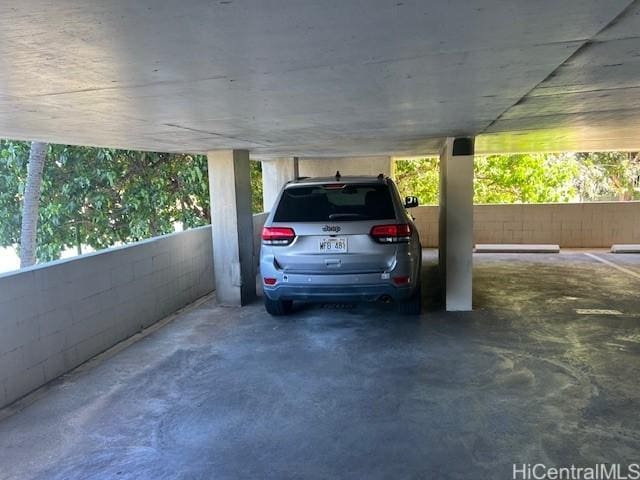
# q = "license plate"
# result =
<box><xmin>319</xmin><ymin>237</ymin><xmax>348</xmax><ymax>253</ymax></box>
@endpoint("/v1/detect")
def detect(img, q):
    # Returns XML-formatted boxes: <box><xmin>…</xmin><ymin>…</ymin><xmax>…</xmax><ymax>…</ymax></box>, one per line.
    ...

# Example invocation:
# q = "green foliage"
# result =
<box><xmin>394</xmin><ymin>157</ymin><xmax>440</xmax><ymax>204</ymax></box>
<box><xmin>250</xmin><ymin>161</ymin><xmax>264</xmax><ymax>214</ymax></box>
<box><xmin>574</xmin><ymin>152</ymin><xmax>640</xmax><ymax>201</ymax></box>
<box><xmin>396</xmin><ymin>152</ymin><xmax>639</xmax><ymax>206</ymax></box>
<box><xmin>0</xmin><ymin>140</ymin><xmax>266</xmax><ymax>263</ymax></box>
<box><xmin>0</xmin><ymin>142</ymin><xmax>30</xmax><ymax>248</ymax></box>
<box><xmin>473</xmin><ymin>153</ymin><xmax>578</xmax><ymax>204</ymax></box>
<box><xmin>8</xmin><ymin>138</ymin><xmax>634</xmax><ymax>267</ymax></box>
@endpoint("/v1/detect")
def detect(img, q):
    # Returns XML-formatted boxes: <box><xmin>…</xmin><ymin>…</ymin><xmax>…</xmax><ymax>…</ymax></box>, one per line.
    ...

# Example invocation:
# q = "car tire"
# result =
<box><xmin>264</xmin><ymin>297</ymin><xmax>293</xmax><ymax>316</ymax></box>
<box><xmin>398</xmin><ymin>283</ymin><xmax>422</xmax><ymax>315</ymax></box>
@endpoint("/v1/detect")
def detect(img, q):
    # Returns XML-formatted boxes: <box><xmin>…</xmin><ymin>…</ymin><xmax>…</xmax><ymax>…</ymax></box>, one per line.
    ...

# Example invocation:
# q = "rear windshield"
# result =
<box><xmin>273</xmin><ymin>184</ymin><xmax>396</xmax><ymax>222</ymax></box>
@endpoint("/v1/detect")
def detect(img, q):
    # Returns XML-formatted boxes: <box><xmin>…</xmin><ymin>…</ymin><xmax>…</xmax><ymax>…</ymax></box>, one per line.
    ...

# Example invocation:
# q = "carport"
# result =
<box><xmin>1</xmin><ymin>0</ymin><xmax>640</xmax><ymax>478</ymax></box>
<box><xmin>2</xmin><ymin>251</ymin><xmax>639</xmax><ymax>479</ymax></box>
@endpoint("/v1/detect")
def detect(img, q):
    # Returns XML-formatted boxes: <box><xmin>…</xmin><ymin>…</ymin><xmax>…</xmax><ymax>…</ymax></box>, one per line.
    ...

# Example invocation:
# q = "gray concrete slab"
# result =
<box><xmin>0</xmin><ymin>251</ymin><xmax>639</xmax><ymax>479</ymax></box>
<box><xmin>480</xmin><ymin>1</ymin><xmax>640</xmax><ymax>153</ymax></box>
<box><xmin>599</xmin><ymin>252</ymin><xmax>640</xmax><ymax>270</ymax></box>
<box><xmin>584</xmin><ymin>251</ymin><xmax>640</xmax><ymax>280</ymax></box>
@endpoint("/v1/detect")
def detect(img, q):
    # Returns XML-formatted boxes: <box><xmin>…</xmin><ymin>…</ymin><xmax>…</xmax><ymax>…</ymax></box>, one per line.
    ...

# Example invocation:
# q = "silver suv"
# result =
<box><xmin>260</xmin><ymin>173</ymin><xmax>422</xmax><ymax>315</ymax></box>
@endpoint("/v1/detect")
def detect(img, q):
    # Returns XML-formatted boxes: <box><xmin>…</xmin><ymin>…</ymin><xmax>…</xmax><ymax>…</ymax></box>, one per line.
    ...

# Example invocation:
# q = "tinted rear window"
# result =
<box><xmin>273</xmin><ymin>184</ymin><xmax>396</xmax><ymax>222</ymax></box>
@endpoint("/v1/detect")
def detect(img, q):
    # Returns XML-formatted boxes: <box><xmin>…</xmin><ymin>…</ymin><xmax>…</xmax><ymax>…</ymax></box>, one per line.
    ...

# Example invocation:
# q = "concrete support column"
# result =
<box><xmin>261</xmin><ymin>157</ymin><xmax>298</xmax><ymax>212</ymax></box>
<box><xmin>207</xmin><ymin>150</ymin><xmax>256</xmax><ymax>306</ymax></box>
<box><xmin>439</xmin><ymin>137</ymin><xmax>474</xmax><ymax>311</ymax></box>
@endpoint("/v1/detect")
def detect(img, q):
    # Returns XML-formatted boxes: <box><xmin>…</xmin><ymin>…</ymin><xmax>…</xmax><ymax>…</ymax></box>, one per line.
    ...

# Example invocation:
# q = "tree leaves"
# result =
<box><xmin>0</xmin><ymin>141</ymin><xmax>265</xmax><ymax>263</ymax></box>
<box><xmin>396</xmin><ymin>152</ymin><xmax>640</xmax><ymax>206</ymax></box>
<box><xmin>473</xmin><ymin>153</ymin><xmax>579</xmax><ymax>204</ymax></box>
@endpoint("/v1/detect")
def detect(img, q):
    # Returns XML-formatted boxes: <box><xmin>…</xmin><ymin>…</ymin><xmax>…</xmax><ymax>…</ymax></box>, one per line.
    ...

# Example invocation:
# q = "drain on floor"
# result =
<box><xmin>575</xmin><ymin>308</ymin><xmax>623</xmax><ymax>315</ymax></box>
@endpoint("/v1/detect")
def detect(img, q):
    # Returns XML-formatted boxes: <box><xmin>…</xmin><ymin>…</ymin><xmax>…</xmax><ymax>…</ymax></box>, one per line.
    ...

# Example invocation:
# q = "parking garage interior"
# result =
<box><xmin>1</xmin><ymin>0</ymin><xmax>640</xmax><ymax>478</ymax></box>
<box><xmin>1</xmin><ymin>251</ymin><xmax>639</xmax><ymax>479</ymax></box>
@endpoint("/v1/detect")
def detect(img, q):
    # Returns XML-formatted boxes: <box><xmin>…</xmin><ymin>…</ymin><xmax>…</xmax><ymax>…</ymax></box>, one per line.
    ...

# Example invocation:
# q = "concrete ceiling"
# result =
<box><xmin>0</xmin><ymin>0</ymin><xmax>639</xmax><ymax>157</ymax></box>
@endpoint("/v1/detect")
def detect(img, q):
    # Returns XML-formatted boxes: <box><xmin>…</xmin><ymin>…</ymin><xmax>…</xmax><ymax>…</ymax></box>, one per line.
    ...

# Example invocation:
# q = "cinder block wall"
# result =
<box><xmin>0</xmin><ymin>226</ymin><xmax>214</xmax><ymax>409</ymax></box>
<box><xmin>412</xmin><ymin>201</ymin><xmax>640</xmax><ymax>247</ymax></box>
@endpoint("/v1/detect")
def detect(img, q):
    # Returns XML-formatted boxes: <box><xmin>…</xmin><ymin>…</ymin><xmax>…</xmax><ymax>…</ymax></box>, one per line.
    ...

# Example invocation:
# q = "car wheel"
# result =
<box><xmin>398</xmin><ymin>283</ymin><xmax>422</xmax><ymax>315</ymax></box>
<box><xmin>264</xmin><ymin>297</ymin><xmax>293</xmax><ymax>316</ymax></box>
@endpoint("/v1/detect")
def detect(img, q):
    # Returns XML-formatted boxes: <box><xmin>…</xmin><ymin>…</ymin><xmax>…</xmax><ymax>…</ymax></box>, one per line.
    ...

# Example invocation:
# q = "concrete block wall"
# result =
<box><xmin>412</xmin><ymin>206</ymin><xmax>440</xmax><ymax>248</ymax></box>
<box><xmin>412</xmin><ymin>201</ymin><xmax>640</xmax><ymax>248</ymax></box>
<box><xmin>0</xmin><ymin>226</ymin><xmax>214</xmax><ymax>409</ymax></box>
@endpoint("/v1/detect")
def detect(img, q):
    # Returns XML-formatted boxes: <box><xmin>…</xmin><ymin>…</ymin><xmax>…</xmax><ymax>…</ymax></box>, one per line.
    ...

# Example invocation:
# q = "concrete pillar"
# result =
<box><xmin>207</xmin><ymin>150</ymin><xmax>256</xmax><ymax>306</ymax></box>
<box><xmin>439</xmin><ymin>137</ymin><xmax>474</xmax><ymax>311</ymax></box>
<box><xmin>261</xmin><ymin>157</ymin><xmax>298</xmax><ymax>212</ymax></box>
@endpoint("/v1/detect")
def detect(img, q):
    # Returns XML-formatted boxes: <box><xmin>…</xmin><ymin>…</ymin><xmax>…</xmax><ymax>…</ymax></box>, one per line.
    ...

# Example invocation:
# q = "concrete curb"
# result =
<box><xmin>475</xmin><ymin>244</ymin><xmax>560</xmax><ymax>253</ymax></box>
<box><xmin>611</xmin><ymin>244</ymin><xmax>640</xmax><ymax>253</ymax></box>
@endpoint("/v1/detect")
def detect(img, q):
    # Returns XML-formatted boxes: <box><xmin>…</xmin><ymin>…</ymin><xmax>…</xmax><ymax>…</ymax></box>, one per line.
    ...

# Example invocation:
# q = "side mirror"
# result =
<box><xmin>404</xmin><ymin>196</ymin><xmax>419</xmax><ymax>209</ymax></box>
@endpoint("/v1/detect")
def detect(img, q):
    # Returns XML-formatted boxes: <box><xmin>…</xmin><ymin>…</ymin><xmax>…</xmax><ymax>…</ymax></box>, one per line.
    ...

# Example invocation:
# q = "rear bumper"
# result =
<box><xmin>262</xmin><ymin>272</ymin><xmax>414</xmax><ymax>302</ymax></box>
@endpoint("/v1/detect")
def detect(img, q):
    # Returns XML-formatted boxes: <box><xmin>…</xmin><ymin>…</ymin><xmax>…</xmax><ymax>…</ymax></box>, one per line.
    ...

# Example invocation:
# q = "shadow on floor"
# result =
<box><xmin>1</xmin><ymin>252</ymin><xmax>639</xmax><ymax>479</ymax></box>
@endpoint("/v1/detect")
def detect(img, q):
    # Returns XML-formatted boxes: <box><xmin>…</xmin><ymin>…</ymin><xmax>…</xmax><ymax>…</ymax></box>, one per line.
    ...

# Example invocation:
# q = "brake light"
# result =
<box><xmin>370</xmin><ymin>224</ymin><xmax>412</xmax><ymax>243</ymax></box>
<box><xmin>262</xmin><ymin>227</ymin><xmax>296</xmax><ymax>245</ymax></box>
<box><xmin>392</xmin><ymin>275</ymin><xmax>411</xmax><ymax>286</ymax></box>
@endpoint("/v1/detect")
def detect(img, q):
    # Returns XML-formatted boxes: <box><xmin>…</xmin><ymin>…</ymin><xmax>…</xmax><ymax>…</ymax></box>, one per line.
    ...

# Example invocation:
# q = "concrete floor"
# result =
<box><xmin>1</xmin><ymin>251</ymin><xmax>639</xmax><ymax>479</ymax></box>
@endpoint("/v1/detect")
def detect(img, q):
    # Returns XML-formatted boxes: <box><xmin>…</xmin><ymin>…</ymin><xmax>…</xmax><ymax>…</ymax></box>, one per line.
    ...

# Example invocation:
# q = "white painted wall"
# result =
<box><xmin>262</xmin><ymin>158</ymin><xmax>296</xmax><ymax>212</ymax></box>
<box><xmin>298</xmin><ymin>156</ymin><xmax>391</xmax><ymax>178</ymax></box>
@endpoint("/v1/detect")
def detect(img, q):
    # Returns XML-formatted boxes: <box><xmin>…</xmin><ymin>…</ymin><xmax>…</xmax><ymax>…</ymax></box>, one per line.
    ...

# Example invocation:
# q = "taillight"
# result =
<box><xmin>263</xmin><ymin>277</ymin><xmax>277</xmax><ymax>285</ymax></box>
<box><xmin>262</xmin><ymin>227</ymin><xmax>296</xmax><ymax>246</ymax></box>
<box><xmin>370</xmin><ymin>224</ymin><xmax>412</xmax><ymax>243</ymax></box>
<box><xmin>392</xmin><ymin>275</ymin><xmax>411</xmax><ymax>286</ymax></box>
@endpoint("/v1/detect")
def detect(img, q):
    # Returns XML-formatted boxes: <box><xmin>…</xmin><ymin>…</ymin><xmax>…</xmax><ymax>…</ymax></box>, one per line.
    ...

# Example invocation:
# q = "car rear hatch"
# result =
<box><xmin>265</xmin><ymin>182</ymin><xmax>405</xmax><ymax>275</ymax></box>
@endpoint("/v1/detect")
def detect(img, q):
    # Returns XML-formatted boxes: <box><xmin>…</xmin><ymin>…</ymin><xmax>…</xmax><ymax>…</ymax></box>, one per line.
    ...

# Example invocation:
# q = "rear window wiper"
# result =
<box><xmin>328</xmin><ymin>213</ymin><xmax>368</xmax><ymax>220</ymax></box>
